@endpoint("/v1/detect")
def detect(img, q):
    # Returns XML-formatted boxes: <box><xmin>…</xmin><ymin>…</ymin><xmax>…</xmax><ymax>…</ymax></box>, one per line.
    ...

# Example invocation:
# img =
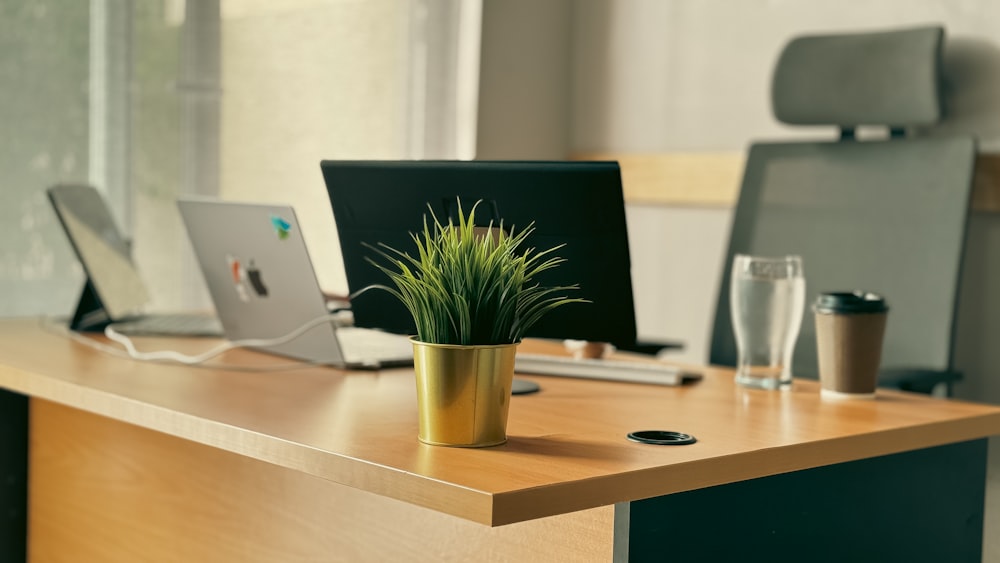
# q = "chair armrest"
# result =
<box><xmin>878</xmin><ymin>367</ymin><xmax>962</xmax><ymax>395</ymax></box>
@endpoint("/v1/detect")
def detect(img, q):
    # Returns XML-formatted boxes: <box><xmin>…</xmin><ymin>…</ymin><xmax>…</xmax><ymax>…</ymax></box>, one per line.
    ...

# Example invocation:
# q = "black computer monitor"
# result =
<box><xmin>320</xmin><ymin>160</ymin><xmax>637</xmax><ymax>347</ymax></box>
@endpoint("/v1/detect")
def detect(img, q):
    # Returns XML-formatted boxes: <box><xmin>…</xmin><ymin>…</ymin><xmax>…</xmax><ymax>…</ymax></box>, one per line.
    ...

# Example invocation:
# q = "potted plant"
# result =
<box><xmin>367</xmin><ymin>199</ymin><xmax>585</xmax><ymax>447</ymax></box>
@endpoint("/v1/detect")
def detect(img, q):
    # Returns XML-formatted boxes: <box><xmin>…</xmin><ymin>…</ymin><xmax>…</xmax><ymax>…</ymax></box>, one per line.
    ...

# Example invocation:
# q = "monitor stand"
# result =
<box><xmin>511</xmin><ymin>378</ymin><xmax>540</xmax><ymax>395</ymax></box>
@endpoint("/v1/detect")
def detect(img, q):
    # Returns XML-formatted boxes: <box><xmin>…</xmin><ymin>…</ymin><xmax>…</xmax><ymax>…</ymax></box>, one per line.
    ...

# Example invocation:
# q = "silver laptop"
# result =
<box><xmin>47</xmin><ymin>184</ymin><xmax>222</xmax><ymax>337</ymax></box>
<box><xmin>177</xmin><ymin>198</ymin><xmax>413</xmax><ymax>369</ymax></box>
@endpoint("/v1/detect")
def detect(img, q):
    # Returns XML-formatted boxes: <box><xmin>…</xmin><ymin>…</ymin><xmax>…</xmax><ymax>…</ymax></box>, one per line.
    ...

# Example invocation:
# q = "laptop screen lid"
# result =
<box><xmin>48</xmin><ymin>184</ymin><xmax>152</xmax><ymax>323</ymax></box>
<box><xmin>48</xmin><ymin>185</ymin><xmax>222</xmax><ymax>337</ymax></box>
<box><xmin>177</xmin><ymin>199</ymin><xmax>352</xmax><ymax>366</ymax></box>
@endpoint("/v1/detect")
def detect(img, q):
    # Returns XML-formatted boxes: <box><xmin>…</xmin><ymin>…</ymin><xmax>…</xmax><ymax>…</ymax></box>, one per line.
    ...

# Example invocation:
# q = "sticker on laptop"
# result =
<box><xmin>270</xmin><ymin>215</ymin><xmax>291</xmax><ymax>240</ymax></box>
<box><xmin>227</xmin><ymin>254</ymin><xmax>268</xmax><ymax>301</ymax></box>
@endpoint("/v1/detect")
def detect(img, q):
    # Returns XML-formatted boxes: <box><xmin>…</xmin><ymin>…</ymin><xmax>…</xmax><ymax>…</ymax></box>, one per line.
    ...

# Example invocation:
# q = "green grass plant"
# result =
<box><xmin>365</xmin><ymin>200</ymin><xmax>587</xmax><ymax>345</ymax></box>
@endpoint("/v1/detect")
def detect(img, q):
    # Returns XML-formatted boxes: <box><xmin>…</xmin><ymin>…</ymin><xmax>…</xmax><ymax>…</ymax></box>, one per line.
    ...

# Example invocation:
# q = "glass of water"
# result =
<box><xmin>730</xmin><ymin>254</ymin><xmax>805</xmax><ymax>390</ymax></box>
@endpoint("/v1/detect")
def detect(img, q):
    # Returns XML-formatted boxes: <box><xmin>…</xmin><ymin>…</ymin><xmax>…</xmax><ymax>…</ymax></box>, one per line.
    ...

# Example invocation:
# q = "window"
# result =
<box><xmin>5</xmin><ymin>0</ymin><xmax>481</xmax><ymax>317</ymax></box>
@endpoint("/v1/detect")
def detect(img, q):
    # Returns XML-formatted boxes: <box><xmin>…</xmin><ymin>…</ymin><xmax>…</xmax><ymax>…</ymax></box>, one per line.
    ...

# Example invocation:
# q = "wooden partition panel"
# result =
<box><xmin>574</xmin><ymin>152</ymin><xmax>1000</xmax><ymax>212</ymax></box>
<box><xmin>28</xmin><ymin>399</ymin><xmax>613</xmax><ymax>563</ymax></box>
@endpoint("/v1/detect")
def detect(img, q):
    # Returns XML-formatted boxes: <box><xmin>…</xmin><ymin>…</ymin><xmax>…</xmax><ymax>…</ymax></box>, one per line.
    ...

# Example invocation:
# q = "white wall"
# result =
<box><xmin>219</xmin><ymin>3</ymin><xmax>408</xmax><ymax>298</ymax></box>
<box><xmin>624</xmin><ymin>205</ymin><xmax>731</xmax><ymax>364</ymax></box>
<box><xmin>476</xmin><ymin>0</ymin><xmax>573</xmax><ymax>159</ymax></box>
<box><xmin>572</xmin><ymin>0</ymin><xmax>1000</xmax><ymax>152</ymax></box>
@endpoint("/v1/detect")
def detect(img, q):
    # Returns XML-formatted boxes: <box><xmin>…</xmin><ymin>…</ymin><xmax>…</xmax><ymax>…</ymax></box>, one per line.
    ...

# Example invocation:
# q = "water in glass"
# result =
<box><xmin>730</xmin><ymin>255</ymin><xmax>805</xmax><ymax>390</ymax></box>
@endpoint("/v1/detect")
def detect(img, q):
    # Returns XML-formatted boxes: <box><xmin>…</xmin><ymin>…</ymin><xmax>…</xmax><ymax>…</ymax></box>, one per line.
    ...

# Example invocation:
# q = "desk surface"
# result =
<box><xmin>3</xmin><ymin>318</ymin><xmax>1000</xmax><ymax>526</ymax></box>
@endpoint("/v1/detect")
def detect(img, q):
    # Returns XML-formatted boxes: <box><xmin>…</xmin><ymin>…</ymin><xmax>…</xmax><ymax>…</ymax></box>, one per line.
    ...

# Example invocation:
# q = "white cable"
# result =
<box><xmin>103</xmin><ymin>313</ymin><xmax>343</xmax><ymax>365</ymax></box>
<box><xmin>348</xmin><ymin>283</ymin><xmax>391</xmax><ymax>301</ymax></box>
<box><xmin>41</xmin><ymin>317</ymin><xmax>138</xmax><ymax>360</ymax></box>
<box><xmin>40</xmin><ymin>316</ymin><xmax>333</xmax><ymax>371</ymax></box>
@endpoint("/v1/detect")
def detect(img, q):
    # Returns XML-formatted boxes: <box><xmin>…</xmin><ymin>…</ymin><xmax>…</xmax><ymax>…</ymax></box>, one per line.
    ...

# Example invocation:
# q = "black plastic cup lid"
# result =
<box><xmin>813</xmin><ymin>291</ymin><xmax>889</xmax><ymax>314</ymax></box>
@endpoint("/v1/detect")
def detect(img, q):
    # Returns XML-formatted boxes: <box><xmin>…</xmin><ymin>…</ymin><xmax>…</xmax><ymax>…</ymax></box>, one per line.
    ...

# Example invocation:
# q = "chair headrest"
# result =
<box><xmin>772</xmin><ymin>26</ymin><xmax>944</xmax><ymax>127</ymax></box>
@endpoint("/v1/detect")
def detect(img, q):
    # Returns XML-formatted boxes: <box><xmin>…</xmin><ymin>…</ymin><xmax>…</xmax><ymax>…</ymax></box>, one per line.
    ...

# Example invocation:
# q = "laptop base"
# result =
<box><xmin>68</xmin><ymin>279</ymin><xmax>222</xmax><ymax>337</ymax></box>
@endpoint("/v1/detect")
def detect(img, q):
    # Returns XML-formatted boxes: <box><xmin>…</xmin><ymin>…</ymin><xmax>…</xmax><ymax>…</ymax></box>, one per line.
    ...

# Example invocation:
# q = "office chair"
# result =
<box><xmin>709</xmin><ymin>26</ymin><xmax>977</xmax><ymax>395</ymax></box>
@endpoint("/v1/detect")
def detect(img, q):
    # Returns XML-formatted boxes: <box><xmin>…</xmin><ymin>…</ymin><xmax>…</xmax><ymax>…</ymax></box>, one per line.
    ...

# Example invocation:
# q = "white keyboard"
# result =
<box><xmin>514</xmin><ymin>353</ymin><xmax>701</xmax><ymax>386</ymax></box>
<box><xmin>336</xmin><ymin>327</ymin><xmax>413</xmax><ymax>363</ymax></box>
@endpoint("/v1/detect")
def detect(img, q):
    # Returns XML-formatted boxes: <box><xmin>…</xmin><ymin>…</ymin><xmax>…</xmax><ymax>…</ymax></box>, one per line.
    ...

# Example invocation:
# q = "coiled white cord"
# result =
<box><xmin>103</xmin><ymin>313</ymin><xmax>343</xmax><ymax>365</ymax></box>
<box><xmin>39</xmin><ymin>315</ymin><xmax>340</xmax><ymax>371</ymax></box>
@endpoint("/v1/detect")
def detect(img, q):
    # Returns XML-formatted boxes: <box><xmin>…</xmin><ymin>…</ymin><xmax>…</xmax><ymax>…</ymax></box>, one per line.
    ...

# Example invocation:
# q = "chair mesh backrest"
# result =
<box><xmin>709</xmin><ymin>137</ymin><xmax>976</xmax><ymax>379</ymax></box>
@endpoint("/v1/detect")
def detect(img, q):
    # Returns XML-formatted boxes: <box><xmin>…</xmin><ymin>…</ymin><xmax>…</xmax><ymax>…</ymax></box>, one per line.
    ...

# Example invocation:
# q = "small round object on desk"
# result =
<box><xmin>626</xmin><ymin>430</ymin><xmax>697</xmax><ymax>445</ymax></box>
<box><xmin>511</xmin><ymin>378</ymin><xmax>540</xmax><ymax>395</ymax></box>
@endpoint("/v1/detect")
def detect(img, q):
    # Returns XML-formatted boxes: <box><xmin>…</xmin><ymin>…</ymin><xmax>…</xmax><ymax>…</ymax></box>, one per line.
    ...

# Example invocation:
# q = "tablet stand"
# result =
<box><xmin>69</xmin><ymin>280</ymin><xmax>112</xmax><ymax>332</ymax></box>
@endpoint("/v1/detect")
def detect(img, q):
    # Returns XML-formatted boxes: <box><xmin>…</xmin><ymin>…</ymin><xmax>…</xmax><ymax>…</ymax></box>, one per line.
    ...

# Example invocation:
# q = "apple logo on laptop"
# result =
<box><xmin>246</xmin><ymin>259</ymin><xmax>268</xmax><ymax>297</ymax></box>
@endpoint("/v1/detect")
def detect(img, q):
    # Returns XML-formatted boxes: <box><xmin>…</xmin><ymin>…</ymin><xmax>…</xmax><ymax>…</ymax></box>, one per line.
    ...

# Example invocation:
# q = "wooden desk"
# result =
<box><xmin>1</xmin><ymin>318</ymin><xmax>999</xmax><ymax>561</ymax></box>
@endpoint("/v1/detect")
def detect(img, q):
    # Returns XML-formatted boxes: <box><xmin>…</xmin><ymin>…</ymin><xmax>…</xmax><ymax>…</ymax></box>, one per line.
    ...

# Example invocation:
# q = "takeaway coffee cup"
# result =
<box><xmin>813</xmin><ymin>291</ymin><xmax>889</xmax><ymax>399</ymax></box>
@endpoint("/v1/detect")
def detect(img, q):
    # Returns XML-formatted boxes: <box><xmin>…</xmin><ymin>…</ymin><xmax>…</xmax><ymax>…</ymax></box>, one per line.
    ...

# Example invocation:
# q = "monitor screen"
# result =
<box><xmin>320</xmin><ymin>160</ymin><xmax>637</xmax><ymax>346</ymax></box>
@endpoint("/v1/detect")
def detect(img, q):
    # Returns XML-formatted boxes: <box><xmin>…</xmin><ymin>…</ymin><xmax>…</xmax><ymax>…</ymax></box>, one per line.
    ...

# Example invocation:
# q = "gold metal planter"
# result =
<box><xmin>411</xmin><ymin>339</ymin><xmax>518</xmax><ymax>447</ymax></box>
